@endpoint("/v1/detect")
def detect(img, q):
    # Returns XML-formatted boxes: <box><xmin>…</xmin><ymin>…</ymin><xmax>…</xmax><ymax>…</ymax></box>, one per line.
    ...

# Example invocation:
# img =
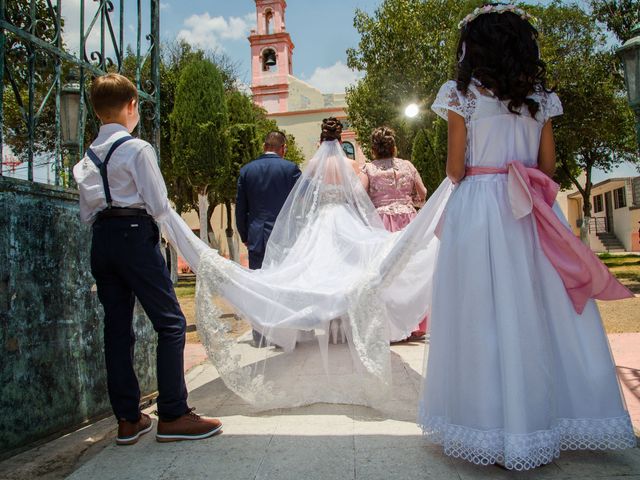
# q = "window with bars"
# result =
<box><xmin>633</xmin><ymin>178</ymin><xmax>640</xmax><ymax>206</ymax></box>
<box><xmin>593</xmin><ymin>194</ymin><xmax>603</xmax><ymax>213</ymax></box>
<box><xmin>614</xmin><ymin>187</ymin><xmax>626</xmax><ymax>209</ymax></box>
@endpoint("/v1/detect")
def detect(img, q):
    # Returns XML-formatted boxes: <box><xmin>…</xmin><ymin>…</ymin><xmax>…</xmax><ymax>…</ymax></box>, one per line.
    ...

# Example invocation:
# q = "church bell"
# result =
<box><xmin>264</xmin><ymin>50</ymin><xmax>277</xmax><ymax>67</ymax></box>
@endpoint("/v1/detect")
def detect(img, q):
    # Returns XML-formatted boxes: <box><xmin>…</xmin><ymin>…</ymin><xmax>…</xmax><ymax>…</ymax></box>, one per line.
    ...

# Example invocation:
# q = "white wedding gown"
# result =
<box><xmin>188</xmin><ymin>140</ymin><xmax>450</xmax><ymax>408</ymax></box>
<box><xmin>162</xmin><ymin>140</ymin><xmax>449</xmax><ymax>408</ymax></box>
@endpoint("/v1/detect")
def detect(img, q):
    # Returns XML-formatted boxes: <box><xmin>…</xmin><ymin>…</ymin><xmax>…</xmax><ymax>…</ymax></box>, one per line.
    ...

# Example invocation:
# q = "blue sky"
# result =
<box><xmin>161</xmin><ymin>0</ymin><xmax>377</xmax><ymax>90</ymax></box>
<box><xmin>52</xmin><ymin>0</ymin><xmax>639</xmax><ymax>182</ymax></box>
<box><xmin>61</xmin><ymin>0</ymin><xmax>378</xmax><ymax>92</ymax></box>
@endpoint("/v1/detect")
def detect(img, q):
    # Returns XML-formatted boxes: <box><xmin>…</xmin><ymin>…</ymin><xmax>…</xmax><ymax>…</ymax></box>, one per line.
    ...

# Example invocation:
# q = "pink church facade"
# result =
<box><xmin>249</xmin><ymin>0</ymin><xmax>366</xmax><ymax>165</ymax></box>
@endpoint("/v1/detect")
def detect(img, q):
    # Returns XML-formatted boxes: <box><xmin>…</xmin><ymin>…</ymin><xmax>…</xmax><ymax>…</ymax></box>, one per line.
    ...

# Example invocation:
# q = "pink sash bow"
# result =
<box><xmin>466</xmin><ymin>162</ymin><xmax>633</xmax><ymax>314</ymax></box>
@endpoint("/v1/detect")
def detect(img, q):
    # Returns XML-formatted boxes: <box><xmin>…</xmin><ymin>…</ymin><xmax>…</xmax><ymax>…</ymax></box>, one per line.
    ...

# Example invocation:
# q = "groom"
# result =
<box><xmin>236</xmin><ymin>131</ymin><xmax>301</xmax><ymax>346</ymax></box>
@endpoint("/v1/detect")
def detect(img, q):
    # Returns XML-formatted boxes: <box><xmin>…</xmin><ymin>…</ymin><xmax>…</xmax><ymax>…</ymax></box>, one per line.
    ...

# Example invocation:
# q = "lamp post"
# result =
<box><xmin>617</xmin><ymin>24</ymin><xmax>640</xmax><ymax>147</ymax></box>
<box><xmin>60</xmin><ymin>71</ymin><xmax>83</xmax><ymax>187</ymax></box>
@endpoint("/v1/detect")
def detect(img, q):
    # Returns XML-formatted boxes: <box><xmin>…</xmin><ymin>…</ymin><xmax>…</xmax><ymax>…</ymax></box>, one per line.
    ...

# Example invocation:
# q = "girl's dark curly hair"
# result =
<box><xmin>456</xmin><ymin>3</ymin><xmax>550</xmax><ymax>118</ymax></box>
<box><xmin>320</xmin><ymin>117</ymin><xmax>343</xmax><ymax>142</ymax></box>
<box><xmin>371</xmin><ymin>126</ymin><xmax>396</xmax><ymax>159</ymax></box>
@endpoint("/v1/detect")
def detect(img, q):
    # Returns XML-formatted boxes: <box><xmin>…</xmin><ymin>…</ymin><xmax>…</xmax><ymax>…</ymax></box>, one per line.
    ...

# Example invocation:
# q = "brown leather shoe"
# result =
<box><xmin>156</xmin><ymin>408</ymin><xmax>222</xmax><ymax>442</ymax></box>
<box><xmin>116</xmin><ymin>413</ymin><xmax>153</xmax><ymax>445</ymax></box>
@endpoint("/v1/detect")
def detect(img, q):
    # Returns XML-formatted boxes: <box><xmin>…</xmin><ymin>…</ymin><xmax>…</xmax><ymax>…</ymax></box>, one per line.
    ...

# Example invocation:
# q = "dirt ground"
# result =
<box><xmin>598</xmin><ymin>297</ymin><xmax>640</xmax><ymax>333</ymax></box>
<box><xmin>175</xmin><ymin>276</ymin><xmax>251</xmax><ymax>343</ymax></box>
<box><xmin>175</xmin><ymin>254</ymin><xmax>640</xmax><ymax>338</ymax></box>
<box><xmin>598</xmin><ymin>254</ymin><xmax>640</xmax><ymax>333</ymax></box>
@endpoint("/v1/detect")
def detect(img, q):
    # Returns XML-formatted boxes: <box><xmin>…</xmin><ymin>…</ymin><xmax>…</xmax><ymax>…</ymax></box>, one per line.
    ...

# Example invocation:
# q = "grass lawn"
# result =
<box><xmin>597</xmin><ymin>254</ymin><xmax>640</xmax><ymax>334</ymax></box>
<box><xmin>175</xmin><ymin>276</ymin><xmax>198</xmax><ymax>343</ymax></box>
<box><xmin>174</xmin><ymin>254</ymin><xmax>640</xmax><ymax>339</ymax></box>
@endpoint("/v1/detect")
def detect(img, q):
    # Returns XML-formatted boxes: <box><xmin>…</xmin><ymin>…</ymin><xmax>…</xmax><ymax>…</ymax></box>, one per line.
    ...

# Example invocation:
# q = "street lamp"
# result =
<box><xmin>60</xmin><ymin>70</ymin><xmax>84</xmax><ymax>187</ymax></box>
<box><xmin>60</xmin><ymin>73</ymin><xmax>81</xmax><ymax>148</ymax></box>
<box><xmin>617</xmin><ymin>24</ymin><xmax>640</xmax><ymax>146</ymax></box>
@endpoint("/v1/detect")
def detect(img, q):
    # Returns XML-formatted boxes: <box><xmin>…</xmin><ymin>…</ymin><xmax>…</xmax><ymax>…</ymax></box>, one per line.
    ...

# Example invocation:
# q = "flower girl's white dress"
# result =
<box><xmin>418</xmin><ymin>80</ymin><xmax>636</xmax><ymax>470</ymax></box>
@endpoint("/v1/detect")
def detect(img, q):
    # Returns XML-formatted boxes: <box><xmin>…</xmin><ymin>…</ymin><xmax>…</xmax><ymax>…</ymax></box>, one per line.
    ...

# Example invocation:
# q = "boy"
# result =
<box><xmin>73</xmin><ymin>73</ymin><xmax>221</xmax><ymax>445</ymax></box>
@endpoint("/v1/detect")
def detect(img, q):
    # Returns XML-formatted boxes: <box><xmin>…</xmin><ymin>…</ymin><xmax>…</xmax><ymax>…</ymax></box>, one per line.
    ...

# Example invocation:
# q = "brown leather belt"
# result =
<box><xmin>97</xmin><ymin>207</ymin><xmax>151</xmax><ymax>219</ymax></box>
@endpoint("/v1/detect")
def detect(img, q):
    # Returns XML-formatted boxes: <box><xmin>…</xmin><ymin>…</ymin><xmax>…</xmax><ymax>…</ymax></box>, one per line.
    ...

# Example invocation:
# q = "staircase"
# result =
<box><xmin>596</xmin><ymin>231</ymin><xmax>626</xmax><ymax>252</ymax></box>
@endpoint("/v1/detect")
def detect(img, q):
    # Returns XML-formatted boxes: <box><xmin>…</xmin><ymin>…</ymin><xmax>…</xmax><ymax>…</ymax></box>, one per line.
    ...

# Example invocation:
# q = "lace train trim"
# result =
<box><xmin>419</xmin><ymin>415</ymin><xmax>637</xmax><ymax>471</ymax></box>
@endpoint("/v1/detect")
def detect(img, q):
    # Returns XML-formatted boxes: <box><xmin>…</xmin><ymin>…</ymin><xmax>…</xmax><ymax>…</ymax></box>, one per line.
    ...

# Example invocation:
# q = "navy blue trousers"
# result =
<box><xmin>248</xmin><ymin>250</ymin><xmax>264</xmax><ymax>270</ymax></box>
<box><xmin>248</xmin><ymin>250</ymin><xmax>265</xmax><ymax>345</ymax></box>
<box><xmin>91</xmin><ymin>216</ymin><xmax>188</xmax><ymax>421</ymax></box>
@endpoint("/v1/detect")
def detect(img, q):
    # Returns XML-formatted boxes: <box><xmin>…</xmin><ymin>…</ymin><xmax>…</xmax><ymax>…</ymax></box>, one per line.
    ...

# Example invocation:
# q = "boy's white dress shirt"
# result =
<box><xmin>73</xmin><ymin>123</ymin><xmax>208</xmax><ymax>271</ymax></box>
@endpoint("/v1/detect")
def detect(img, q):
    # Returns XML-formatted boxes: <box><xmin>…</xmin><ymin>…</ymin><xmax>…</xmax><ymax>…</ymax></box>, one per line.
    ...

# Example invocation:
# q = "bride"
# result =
<box><xmin>164</xmin><ymin>118</ymin><xmax>452</xmax><ymax>409</ymax></box>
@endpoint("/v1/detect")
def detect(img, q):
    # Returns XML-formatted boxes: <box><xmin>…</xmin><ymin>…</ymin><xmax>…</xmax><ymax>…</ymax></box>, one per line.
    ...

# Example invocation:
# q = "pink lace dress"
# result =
<box><xmin>362</xmin><ymin>157</ymin><xmax>428</xmax><ymax>336</ymax></box>
<box><xmin>361</xmin><ymin>158</ymin><xmax>427</xmax><ymax>231</ymax></box>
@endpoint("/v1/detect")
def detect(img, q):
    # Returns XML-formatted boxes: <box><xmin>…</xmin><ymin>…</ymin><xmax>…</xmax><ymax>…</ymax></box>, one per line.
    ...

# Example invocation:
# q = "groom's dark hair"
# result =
<box><xmin>264</xmin><ymin>131</ymin><xmax>287</xmax><ymax>151</ymax></box>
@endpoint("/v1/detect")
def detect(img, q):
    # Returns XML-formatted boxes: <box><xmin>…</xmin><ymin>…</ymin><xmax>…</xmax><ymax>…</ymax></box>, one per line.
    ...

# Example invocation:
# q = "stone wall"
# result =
<box><xmin>0</xmin><ymin>177</ymin><xmax>157</xmax><ymax>457</ymax></box>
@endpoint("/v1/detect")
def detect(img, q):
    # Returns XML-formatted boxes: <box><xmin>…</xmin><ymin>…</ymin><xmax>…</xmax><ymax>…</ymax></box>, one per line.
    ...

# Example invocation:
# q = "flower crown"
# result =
<box><xmin>458</xmin><ymin>4</ymin><xmax>537</xmax><ymax>30</ymax></box>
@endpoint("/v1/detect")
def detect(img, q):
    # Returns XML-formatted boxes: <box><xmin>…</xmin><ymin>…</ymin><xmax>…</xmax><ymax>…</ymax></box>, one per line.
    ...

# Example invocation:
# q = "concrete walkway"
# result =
<box><xmin>610</xmin><ymin>334</ymin><xmax>640</xmax><ymax>430</ymax></box>
<box><xmin>61</xmin><ymin>336</ymin><xmax>640</xmax><ymax>480</ymax></box>
<box><xmin>2</xmin><ymin>336</ymin><xmax>638</xmax><ymax>479</ymax></box>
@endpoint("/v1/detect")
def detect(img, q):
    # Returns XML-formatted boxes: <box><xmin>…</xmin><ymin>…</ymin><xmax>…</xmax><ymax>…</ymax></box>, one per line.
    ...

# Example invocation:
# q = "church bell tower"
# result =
<box><xmin>249</xmin><ymin>0</ymin><xmax>294</xmax><ymax>114</ymax></box>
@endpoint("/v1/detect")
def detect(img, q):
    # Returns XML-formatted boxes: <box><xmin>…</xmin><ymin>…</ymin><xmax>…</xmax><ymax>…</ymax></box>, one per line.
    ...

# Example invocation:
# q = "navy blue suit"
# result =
<box><xmin>236</xmin><ymin>153</ymin><xmax>301</xmax><ymax>270</ymax></box>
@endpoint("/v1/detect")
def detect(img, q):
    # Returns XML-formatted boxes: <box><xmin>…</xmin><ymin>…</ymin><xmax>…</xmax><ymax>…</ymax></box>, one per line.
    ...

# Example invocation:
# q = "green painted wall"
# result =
<box><xmin>0</xmin><ymin>177</ymin><xmax>157</xmax><ymax>457</ymax></box>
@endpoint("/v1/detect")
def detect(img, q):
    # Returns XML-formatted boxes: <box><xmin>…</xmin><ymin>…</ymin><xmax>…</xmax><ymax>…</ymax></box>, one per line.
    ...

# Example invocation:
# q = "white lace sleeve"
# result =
<box><xmin>540</xmin><ymin>91</ymin><xmax>563</xmax><ymax>122</ymax></box>
<box><xmin>432</xmin><ymin>81</ymin><xmax>465</xmax><ymax>121</ymax></box>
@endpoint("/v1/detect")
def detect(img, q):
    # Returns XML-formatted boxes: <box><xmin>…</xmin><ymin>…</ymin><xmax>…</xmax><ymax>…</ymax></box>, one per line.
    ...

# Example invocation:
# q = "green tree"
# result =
<box><xmin>155</xmin><ymin>42</ymin><xmax>203</xmax><ymax>215</ymax></box>
<box><xmin>411</xmin><ymin>120</ymin><xmax>447</xmax><ymax>197</ymax></box>
<box><xmin>219</xmin><ymin>90</ymin><xmax>262</xmax><ymax>260</ymax></box>
<box><xmin>154</xmin><ymin>41</ymin><xmax>239</xmax><ymax>216</ymax></box>
<box><xmin>530</xmin><ymin>2</ymin><xmax>638</xmax><ymax>242</ymax></box>
<box><xmin>346</xmin><ymin>0</ymin><xmax>481</xmax><ymax>182</ymax></box>
<box><xmin>282</xmin><ymin>132</ymin><xmax>305</xmax><ymax>165</ymax></box>
<box><xmin>348</xmin><ymin>0</ymin><xmax>638</xmax><ymax>242</ymax></box>
<box><xmin>589</xmin><ymin>0</ymin><xmax>640</xmax><ymax>42</ymax></box>
<box><xmin>3</xmin><ymin>0</ymin><xmax>65</xmax><ymax>165</ymax></box>
<box><xmin>170</xmin><ymin>59</ymin><xmax>230</xmax><ymax>246</ymax></box>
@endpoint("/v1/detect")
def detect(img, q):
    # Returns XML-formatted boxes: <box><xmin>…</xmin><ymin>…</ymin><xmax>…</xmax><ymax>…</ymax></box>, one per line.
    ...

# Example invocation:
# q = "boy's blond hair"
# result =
<box><xmin>90</xmin><ymin>73</ymin><xmax>138</xmax><ymax>119</ymax></box>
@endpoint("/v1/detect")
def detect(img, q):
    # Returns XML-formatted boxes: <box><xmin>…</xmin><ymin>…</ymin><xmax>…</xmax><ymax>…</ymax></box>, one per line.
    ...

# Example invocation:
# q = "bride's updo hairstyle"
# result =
<box><xmin>320</xmin><ymin>117</ymin><xmax>343</xmax><ymax>142</ymax></box>
<box><xmin>371</xmin><ymin>126</ymin><xmax>396</xmax><ymax>159</ymax></box>
<box><xmin>456</xmin><ymin>3</ymin><xmax>550</xmax><ymax>118</ymax></box>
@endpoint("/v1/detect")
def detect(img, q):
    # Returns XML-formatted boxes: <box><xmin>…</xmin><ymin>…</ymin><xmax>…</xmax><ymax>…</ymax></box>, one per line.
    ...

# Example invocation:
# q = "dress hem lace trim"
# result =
<box><xmin>419</xmin><ymin>414</ymin><xmax>637</xmax><ymax>471</ymax></box>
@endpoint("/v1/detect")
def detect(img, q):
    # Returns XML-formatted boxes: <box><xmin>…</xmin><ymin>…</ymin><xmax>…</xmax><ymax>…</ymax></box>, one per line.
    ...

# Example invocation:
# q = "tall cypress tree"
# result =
<box><xmin>170</xmin><ymin>59</ymin><xmax>230</xmax><ymax>246</ymax></box>
<box><xmin>412</xmin><ymin>121</ymin><xmax>447</xmax><ymax>199</ymax></box>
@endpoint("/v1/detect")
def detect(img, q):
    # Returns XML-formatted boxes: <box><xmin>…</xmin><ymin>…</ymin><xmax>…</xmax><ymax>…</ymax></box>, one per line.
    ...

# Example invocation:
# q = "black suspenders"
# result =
<box><xmin>86</xmin><ymin>136</ymin><xmax>134</xmax><ymax>208</ymax></box>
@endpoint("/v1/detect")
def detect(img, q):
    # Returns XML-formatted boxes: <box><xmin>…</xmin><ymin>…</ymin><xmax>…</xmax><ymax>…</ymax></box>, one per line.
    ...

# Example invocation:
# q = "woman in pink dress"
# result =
<box><xmin>360</xmin><ymin>126</ymin><xmax>428</xmax><ymax>340</ymax></box>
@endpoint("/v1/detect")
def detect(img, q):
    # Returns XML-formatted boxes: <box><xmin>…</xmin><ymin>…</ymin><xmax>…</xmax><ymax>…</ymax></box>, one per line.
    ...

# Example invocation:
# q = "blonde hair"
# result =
<box><xmin>90</xmin><ymin>73</ymin><xmax>138</xmax><ymax>119</ymax></box>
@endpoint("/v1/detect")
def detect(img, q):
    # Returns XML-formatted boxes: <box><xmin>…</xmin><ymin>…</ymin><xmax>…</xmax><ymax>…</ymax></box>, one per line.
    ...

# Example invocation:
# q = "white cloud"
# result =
<box><xmin>61</xmin><ymin>0</ymin><xmax>160</xmax><ymax>62</ymax></box>
<box><xmin>177</xmin><ymin>12</ymin><xmax>255</xmax><ymax>50</ymax></box>
<box><xmin>61</xmin><ymin>0</ymin><xmax>136</xmax><ymax>61</ymax></box>
<box><xmin>305</xmin><ymin>61</ymin><xmax>363</xmax><ymax>94</ymax></box>
<box><xmin>160</xmin><ymin>2</ymin><xmax>170</xmax><ymax>11</ymax></box>
<box><xmin>61</xmin><ymin>0</ymin><xmax>101</xmax><ymax>56</ymax></box>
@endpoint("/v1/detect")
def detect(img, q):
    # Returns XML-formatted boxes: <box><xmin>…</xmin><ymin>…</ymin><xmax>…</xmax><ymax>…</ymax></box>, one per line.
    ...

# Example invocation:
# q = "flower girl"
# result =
<box><xmin>418</xmin><ymin>3</ymin><xmax>636</xmax><ymax>470</ymax></box>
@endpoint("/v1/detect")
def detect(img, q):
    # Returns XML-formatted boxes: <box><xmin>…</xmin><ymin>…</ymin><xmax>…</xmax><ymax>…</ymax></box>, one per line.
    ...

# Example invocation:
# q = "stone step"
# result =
<box><xmin>601</xmin><ymin>243</ymin><xmax>624</xmax><ymax>248</ymax></box>
<box><xmin>595</xmin><ymin>231</ymin><xmax>626</xmax><ymax>252</ymax></box>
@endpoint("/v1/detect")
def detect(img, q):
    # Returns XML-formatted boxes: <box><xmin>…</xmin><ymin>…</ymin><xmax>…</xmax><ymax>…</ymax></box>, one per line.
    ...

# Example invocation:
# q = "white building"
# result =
<box><xmin>566</xmin><ymin>177</ymin><xmax>640</xmax><ymax>252</ymax></box>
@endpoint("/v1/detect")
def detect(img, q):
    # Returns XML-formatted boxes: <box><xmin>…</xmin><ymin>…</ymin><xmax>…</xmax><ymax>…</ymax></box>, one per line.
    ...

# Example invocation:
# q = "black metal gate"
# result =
<box><xmin>0</xmin><ymin>0</ymin><xmax>160</xmax><ymax>185</ymax></box>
